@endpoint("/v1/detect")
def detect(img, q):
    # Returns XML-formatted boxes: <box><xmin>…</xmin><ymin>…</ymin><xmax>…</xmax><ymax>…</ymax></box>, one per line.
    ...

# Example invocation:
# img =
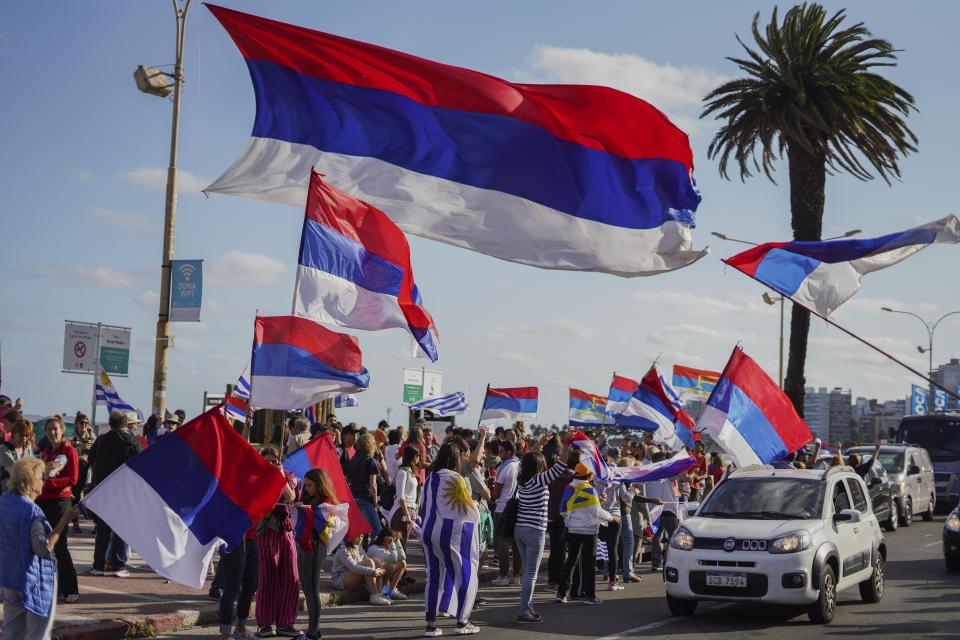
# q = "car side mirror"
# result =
<box><xmin>834</xmin><ymin>509</ymin><xmax>861</xmax><ymax>523</ymax></box>
<box><xmin>870</xmin><ymin>477</ymin><xmax>882</xmax><ymax>487</ymax></box>
<box><xmin>909</xmin><ymin>465</ymin><xmax>921</xmax><ymax>476</ymax></box>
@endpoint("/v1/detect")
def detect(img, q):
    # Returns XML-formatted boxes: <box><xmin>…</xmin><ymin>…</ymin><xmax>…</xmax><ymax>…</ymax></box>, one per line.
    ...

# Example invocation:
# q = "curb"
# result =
<box><xmin>53</xmin><ymin>568</ymin><xmax>498</xmax><ymax>639</ymax></box>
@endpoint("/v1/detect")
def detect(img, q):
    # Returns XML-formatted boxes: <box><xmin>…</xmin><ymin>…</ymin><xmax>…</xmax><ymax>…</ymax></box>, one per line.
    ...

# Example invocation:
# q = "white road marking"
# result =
<box><xmin>597</xmin><ymin>603</ymin><xmax>734</xmax><ymax>640</ymax></box>
<box><xmin>924</xmin><ymin>541</ymin><xmax>942</xmax><ymax>547</ymax></box>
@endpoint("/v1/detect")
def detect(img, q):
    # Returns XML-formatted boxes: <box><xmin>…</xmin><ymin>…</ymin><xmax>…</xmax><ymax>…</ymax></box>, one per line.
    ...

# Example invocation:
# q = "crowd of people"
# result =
<box><xmin>0</xmin><ymin>391</ymin><xmax>870</xmax><ymax>640</ymax></box>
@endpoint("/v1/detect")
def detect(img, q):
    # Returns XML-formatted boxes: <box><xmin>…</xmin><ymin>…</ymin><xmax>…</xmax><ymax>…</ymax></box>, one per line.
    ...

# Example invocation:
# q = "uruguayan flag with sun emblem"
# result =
<box><xmin>421</xmin><ymin>468</ymin><xmax>480</xmax><ymax>622</ymax></box>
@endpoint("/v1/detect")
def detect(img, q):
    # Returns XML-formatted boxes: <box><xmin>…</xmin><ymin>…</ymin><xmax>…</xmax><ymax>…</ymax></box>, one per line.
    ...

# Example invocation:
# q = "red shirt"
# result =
<box><xmin>39</xmin><ymin>440</ymin><xmax>79</xmax><ymax>501</ymax></box>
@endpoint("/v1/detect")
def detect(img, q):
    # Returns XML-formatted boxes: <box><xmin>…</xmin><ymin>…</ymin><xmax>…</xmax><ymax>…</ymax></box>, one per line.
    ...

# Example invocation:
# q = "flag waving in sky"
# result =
<box><xmin>204</xmin><ymin>4</ymin><xmax>705</xmax><ymax>277</ymax></box>
<box><xmin>95</xmin><ymin>371</ymin><xmax>141</xmax><ymax>420</ymax></box>
<box><xmin>723</xmin><ymin>215</ymin><xmax>960</xmax><ymax>316</ymax></box>
<box><xmin>568</xmin><ymin>388</ymin><xmax>610</xmax><ymax>427</ymax></box>
<box><xmin>697</xmin><ymin>347</ymin><xmax>813</xmax><ymax>467</ymax></box>
<box><xmin>83</xmin><ymin>407</ymin><xmax>286</xmax><ymax>588</ymax></box>
<box><xmin>249</xmin><ymin>316</ymin><xmax>370</xmax><ymax>411</ymax></box>
<box><xmin>293</xmin><ymin>170</ymin><xmax>439</xmax><ymax>361</ymax></box>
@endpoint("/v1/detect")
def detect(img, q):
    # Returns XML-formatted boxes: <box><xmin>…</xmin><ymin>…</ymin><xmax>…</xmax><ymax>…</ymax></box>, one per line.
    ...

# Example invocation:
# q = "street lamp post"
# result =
<box><xmin>138</xmin><ymin>0</ymin><xmax>192</xmax><ymax>416</ymax></box>
<box><xmin>711</xmin><ymin>229</ymin><xmax>862</xmax><ymax>389</ymax></box>
<box><xmin>881</xmin><ymin>307</ymin><xmax>960</xmax><ymax>412</ymax></box>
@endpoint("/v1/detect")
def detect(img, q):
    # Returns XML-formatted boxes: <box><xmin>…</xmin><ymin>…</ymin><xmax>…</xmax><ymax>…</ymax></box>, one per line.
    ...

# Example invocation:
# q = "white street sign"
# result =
<box><xmin>63</xmin><ymin>322</ymin><xmax>98</xmax><ymax>372</ymax></box>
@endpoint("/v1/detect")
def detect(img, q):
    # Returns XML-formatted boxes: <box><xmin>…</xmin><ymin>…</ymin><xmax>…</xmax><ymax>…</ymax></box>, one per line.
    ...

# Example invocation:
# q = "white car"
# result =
<box><xmin>663</xmin><ymin>465</ymin><xmax>887</xmax><ymax>624</ymax></box>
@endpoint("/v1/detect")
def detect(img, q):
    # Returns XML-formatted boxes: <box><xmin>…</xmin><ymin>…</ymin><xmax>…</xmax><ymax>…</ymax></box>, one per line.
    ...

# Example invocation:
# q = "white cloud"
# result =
<box><xmin>28</xmin><ymin>265</ymin><xmax>139</xmax><ymax>288</ymax></box>
<box><xmin>525</xmin><ymin>45</ymin><xmax>728</xmax><ymax>133</ymax></box>
<box><xmin>632</xmin><ymin>291</ymin><xmax>768</xmax><ymax>315</ymax></box>
<box><xmin>121</xmin><ymin>166</ymin><xmax>209</xmax><ymax>194</ymax></box>
<box><xmin>136</xmin><ymin>290</ymin><xmax>160</xmax><ymax>308</ymax></box>
<box><xmin>207</xmin><ymin>251</ymin><xmax>288</xmax><ymax>287</ymax></box>
<box><xmin>649</xmin><ymin>323</ymin><xmax>752</xmax><ymax>346</ymax></box>
<box><xmin>837</xmin><ymin>296</ymin><xmax>939</xmax><ymax>315</ymax></box>
<box><xmin>88</xmin><ymin>206</ymin><xmax>157</xmax><ymax>233</ymax></box>
<box><xmin>487</xmin><ymin>353</ymin><xmax>542</xmax><ymax>369</ymax></box>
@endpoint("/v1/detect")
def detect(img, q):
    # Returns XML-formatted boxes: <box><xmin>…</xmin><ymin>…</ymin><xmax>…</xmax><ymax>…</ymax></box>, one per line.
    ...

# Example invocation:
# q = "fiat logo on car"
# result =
<box><xmin>723</xmin><ymin>538</ymin><xmax>736</xmax><ymax>552</ymax></box>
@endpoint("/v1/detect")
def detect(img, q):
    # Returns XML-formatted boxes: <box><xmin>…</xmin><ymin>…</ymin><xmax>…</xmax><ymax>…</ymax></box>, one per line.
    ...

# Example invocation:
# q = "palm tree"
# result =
<box><xmin>702</xmin><ymin>3</ymin><xmax>917</xmax><ymax>415</ymax></box>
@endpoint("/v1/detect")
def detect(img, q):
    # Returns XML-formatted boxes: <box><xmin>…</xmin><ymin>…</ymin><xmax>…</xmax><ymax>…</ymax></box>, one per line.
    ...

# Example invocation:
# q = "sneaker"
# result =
<box><xmin>369</xmin><ymin>594</ymin><xmax>392</xmax><ymax>606</ymax></box>
<box><xmin>490</xmin><ymin>576</ymin><xmax>511</xmax><ymax>587</ymax></box>
<box><xmin>64</xmin><ymin>594</ymin><xmax>80</xmax><ymax>604</ymax></box>
<box><xmin>234</xmin><ymin>632</ymin><xmax>257</xmax><ymax>640</ymax></box>
<box><xmin>625</xmin><ymin>575</ymin><xmax>642</xmax><ymax>583</ymax></box>
<box><xmin>583</xmin><ymin>596</ymin><xmax>604</xmax><ymax>605</ymax></box>
<box><xmin>86</xmin><ymin>568</ymin><xmax>106</xmax><ymax>576</ymax></box>
<box><xmin>255</xmin><ymin>627</ymin><xmax>274</xmax><ymax>638</ymax></box>
<box><xmin>554</xmin><ymin>594</ymin><xmax>568</xmax><ymax>603</ymax></box>
<box><xmin>423</xmin><ymin>627</ymin><xmax>443</xmax><ymax>637</ymax></box>
<box><xmin>387</xmin><ymin>589</ymin><xmax>408</xmax><ymax>600</ymax></box>
<box><xmin>275</xmin><ymin>626</ymin><xmax>300</xmax><ymax>637</ymax></box>
<box><xmin>110</xmin><ymin>569</ymin><xmax>131</xmax><ymax>578</ymax></box>
<box><xmin>607</xmin><ymin>582</ymin><xmax>624</xmax><ymax>591</ymax></box>
<box><xmin>517</xmin><ymin>612</ymin><xmax>543</xmax><ymax>624</ymax></box>
<box><xmin>508</xmin><ymin>575</ymin><xmax>519</xmax><ymax>586</ymax></box>
<box><xmin>454</xmin><ymin>622</ymin><xmax>480</xmax><ymax>635</ymax></box>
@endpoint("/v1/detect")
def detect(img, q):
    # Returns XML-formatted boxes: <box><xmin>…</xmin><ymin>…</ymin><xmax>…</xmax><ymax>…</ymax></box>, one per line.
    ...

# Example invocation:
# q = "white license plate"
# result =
<box><xmin>705</xmin><ymin>572</ymin><xmax>746</xmax><ymax>588</ymax></box>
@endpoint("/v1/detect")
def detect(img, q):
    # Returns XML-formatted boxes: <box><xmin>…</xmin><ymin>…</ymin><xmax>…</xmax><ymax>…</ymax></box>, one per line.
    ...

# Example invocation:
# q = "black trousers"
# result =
<box><xmin>546</xmin><ymin>519</ymin><xmax>567</xmax><ymax>584</ymax></box>
<box><xmin>558</xmin><ymin>533</ymin><xmax>596</xmax><ymax>599</ymax></box>
<box><xmin>599</xmin><ymin>519</ymin><xmax>621</xmax><ymax>582</ymax></box>
<box><xmin>38</xmin><ymin>497</ymin><xmax>79</xmax><ymax>596</ymax></box>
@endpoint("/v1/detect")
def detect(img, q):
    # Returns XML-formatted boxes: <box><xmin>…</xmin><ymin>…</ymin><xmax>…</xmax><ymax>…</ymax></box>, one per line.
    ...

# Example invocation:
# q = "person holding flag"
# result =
<box><xmin>295</xmin><ymin>468</ymin><xmax>342</xmax><ymax>640</ymax></box>
<box><xmin>421</xmin><ymin>442</ymin><xmax>480</xmax><ymax>636</ymax></box>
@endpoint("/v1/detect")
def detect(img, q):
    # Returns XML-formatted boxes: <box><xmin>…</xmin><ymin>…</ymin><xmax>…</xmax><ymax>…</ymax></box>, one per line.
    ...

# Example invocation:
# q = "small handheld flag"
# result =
<box><xmin>479</xmin><ymin>387</ymin><xmax>538</xmax><ymax>421</ymax></box>
<box><xmin>95</xmin><ymin>371</ymin><xmax>141</xmax><ymax>420</ymax></box>
<box><xmin>407</xmin><ymin>391</ymin><xmax>468</xmax><ymax>417</ymax></box>
<box><xmin>568</xmin><ymin>388</ymin><xmax>609</xmax><ymax>427</ymax></box>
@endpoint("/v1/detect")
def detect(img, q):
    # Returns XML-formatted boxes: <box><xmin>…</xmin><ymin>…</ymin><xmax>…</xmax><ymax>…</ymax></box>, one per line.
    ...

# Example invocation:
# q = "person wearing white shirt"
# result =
<box><xmin>644</xmin><ymin>454</ymin><xmax>681</xmax><ymax>571</ymax></box>
<box><xmin>491</xmin><ymin>441</ymin><xmax>521</xmax><ymax>585</ymax></box>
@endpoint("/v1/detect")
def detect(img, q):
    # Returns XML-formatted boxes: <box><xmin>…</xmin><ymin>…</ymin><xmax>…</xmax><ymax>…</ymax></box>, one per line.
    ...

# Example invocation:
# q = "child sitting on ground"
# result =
<box><xmin>365</xmin><ymin>528</ymin><xmax>408</xmax><ymax>601</ymax></box>
<box><xmin>329</xmin><ymin>535</ymin><xmax>391</xmax><ymax>606</ymax></box>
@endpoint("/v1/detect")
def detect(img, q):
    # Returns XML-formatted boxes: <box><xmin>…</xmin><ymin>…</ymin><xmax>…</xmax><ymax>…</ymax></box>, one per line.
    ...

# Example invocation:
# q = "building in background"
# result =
<box><xmin>804</xmin><ymin>387</ymin><xmax>853</xmax><ymax>446</ymax></box>
<box><xmin>852</xmin><ymin>397</ymin><xmax>907</xmax><ymax>444</ymax></box>
<box><xmin>932</xmin><ymin>358</ymin><xmax>960</xmax><ymax>409</ymax></box>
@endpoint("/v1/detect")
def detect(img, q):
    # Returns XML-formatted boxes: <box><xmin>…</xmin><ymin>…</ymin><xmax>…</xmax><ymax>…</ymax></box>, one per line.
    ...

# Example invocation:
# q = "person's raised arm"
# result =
<box><xmin>469</xmin><ymin>428</ymin><xmax>488</xmax><ymax>468</ymax></box>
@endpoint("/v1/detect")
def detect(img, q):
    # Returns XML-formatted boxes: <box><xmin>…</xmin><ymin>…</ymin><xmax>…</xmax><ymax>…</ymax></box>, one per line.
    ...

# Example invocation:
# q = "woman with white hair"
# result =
<box><xmin>0</xmin><ymin>456</ymin><xmax>79</xmax><ymax>639</ymax></box>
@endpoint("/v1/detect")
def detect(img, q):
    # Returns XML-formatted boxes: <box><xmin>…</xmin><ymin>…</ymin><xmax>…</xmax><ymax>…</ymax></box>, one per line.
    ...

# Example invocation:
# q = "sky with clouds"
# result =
<box><xmin>2</xmin><ymin>1</ymin><xmax>959</xmax><ymax>426</ymax></box>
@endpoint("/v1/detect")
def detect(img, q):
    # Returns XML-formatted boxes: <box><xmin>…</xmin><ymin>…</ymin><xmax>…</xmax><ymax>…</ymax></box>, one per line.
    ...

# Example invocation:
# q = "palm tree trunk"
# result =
<box><xmin>783</xmin><ymin>144</ymin><xmax>826</xmax><ymax>417</ymax></box>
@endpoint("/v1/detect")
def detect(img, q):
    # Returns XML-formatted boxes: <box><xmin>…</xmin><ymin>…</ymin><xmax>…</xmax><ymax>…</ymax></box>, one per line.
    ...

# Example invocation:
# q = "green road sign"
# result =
<box><xmin>100</xmin><ymin>346</ymin><xmax>129</xmax><ymax>375</ymax></box>
<box><xmin>403</xmin><ymin>383</ymin><xmax>423</xmax><ymax>404</ymax></box>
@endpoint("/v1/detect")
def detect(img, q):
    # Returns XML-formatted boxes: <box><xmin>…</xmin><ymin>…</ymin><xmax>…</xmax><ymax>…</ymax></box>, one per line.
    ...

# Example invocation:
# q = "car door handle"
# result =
<box><xmin>854</xmin><ymin>527</ymin><xmax>860</xmax><ymax>534</ymax></box>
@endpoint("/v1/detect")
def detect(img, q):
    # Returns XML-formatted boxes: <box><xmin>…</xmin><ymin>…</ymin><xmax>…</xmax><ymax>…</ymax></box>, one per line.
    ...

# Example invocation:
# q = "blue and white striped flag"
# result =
<box><xmin>421</xmin><ymin>468</ymin><xmax>480</xmax><ymax>622</ymax></box>
<box><xmin>334</xmin><ymin>394</ymin><xmax>358</xmax><ymax>409</ymax></box>
<box><xmin>407</xmin><ymin>391</ymin><xmax>468</xmax><ymax>416</ymax></box>
<box><xmin>95</xmin><ymin>371</ymin><xmax>142</xmax><ymax>419</ymax></box>
<box><xmin>224</xmin><ymin>366</ymin><xmax>251</xmax><ymax>422</ymax></box>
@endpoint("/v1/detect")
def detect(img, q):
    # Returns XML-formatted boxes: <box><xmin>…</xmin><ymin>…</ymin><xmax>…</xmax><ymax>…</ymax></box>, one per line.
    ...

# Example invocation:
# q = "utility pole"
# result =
<box><xmin>149</xmin><ymin>0</ymin><xmax>192</xmax><ymax>415</ymax></box>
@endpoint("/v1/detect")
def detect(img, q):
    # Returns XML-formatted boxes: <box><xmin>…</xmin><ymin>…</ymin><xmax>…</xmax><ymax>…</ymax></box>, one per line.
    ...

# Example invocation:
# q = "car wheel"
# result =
<box><xmin>885</xmin><ymin>499</ymin><xmax>899</xmax><ymax>532</ymax></box>
<box><xmin>922</xmin><ymin>496</ymin><xmax>935</xmax><ymax>522</ymax></box>
<box><xmin>946</xmin><ymin>556</ymin><xmax>960</xmax><ymax>572</ymax></box>
<box><xmin>859</xmin><ymin>553</ymin><xmax>884</xmax><ymax>603</ymax></box>
<box><xmin>666</xmin><ymin>594</ymin><xmax>697</xmax><ymax>616</ymax></box>
<box><xmin>808</xmin><ymin>564</ymin><xmax>837</xmax><ymax>624</ymax></box>
<box><xmin>901</xmin><ymin>498</ymin><xmax>913</xmax><ymax>527</ymax></box>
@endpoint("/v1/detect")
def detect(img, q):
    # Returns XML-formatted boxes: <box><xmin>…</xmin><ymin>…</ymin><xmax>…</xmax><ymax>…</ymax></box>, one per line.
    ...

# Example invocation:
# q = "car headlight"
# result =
<box><xmin>670</xmin><ymin>526</ymin><xmax>695</xmax><ymax>551</ymax></box>
<box><xmin>946</xmin><ymin>513</ymin><xmax>960</xmax><ymax>532</ymax></box>
<box><xmin>769</xmin><ymin>531</ymin><xmax>812</xmax><ymax>554</ymax></box>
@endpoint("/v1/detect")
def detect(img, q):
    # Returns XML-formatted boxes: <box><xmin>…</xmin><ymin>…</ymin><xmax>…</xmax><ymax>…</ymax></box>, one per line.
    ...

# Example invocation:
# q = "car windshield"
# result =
<box><xmin>898</xmin><ymin>419</ymin><xmax>960</xmax><ymax>461</ymax></box>
<box><xmin>700</xmin><ymin>477</ymin><xmax>824</xmax><ymax>520</ymax></box>
<box><xmin>874</xmin><ymin>451</ymin><xmax>905</xmax><ymax>474</ymax></box>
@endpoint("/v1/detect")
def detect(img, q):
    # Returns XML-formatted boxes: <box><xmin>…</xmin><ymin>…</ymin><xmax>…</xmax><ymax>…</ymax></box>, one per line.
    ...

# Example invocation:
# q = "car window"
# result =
<box><xmin>832</xmin><ymin>481</ymin><xmax>851</xmax><ymax>512</ymax></box>
<box><xmin>846</xmin><ymin>478</ymin><xmax>868</xmax><ymax>512</ymax></box>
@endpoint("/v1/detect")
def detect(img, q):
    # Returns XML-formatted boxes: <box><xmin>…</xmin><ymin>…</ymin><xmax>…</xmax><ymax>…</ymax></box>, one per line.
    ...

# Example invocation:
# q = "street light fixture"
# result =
<box><xmin>136</xmin><ymin>0</ymin><xmax>192</xmax><ymax>416</ymax></box>
<box><xmin>881</xmin><ymin>307</ymin><xmax>960</xmax><ymax>412</ymax></box>
<box><xmin>712</xmin><ymin>229</ymin><xmax>861</xmax><ymax>390</ymax></box>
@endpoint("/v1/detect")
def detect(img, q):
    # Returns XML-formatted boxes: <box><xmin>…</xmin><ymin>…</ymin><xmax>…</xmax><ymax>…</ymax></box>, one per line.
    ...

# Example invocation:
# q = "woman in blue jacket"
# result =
<box><xmin>0</xmin><ymin>456</ymin><xmax>79</xmax><ymax>639</ymax></box>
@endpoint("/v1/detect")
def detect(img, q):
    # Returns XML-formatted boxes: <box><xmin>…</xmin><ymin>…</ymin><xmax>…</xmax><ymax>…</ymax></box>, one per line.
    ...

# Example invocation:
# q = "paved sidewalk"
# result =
<box><xmin>0</xmin><ymin>518</ymin><xmax>498</xmax><ymax>639</ymax></box>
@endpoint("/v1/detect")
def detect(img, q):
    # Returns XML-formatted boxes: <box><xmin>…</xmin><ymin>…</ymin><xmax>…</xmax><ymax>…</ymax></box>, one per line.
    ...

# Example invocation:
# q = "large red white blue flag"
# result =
<box><xmin>250</xmin><ymin>316</ymin><xmax>369</xmax><ymax>410</ymax></box>
<box><xmin>723</xmin><ymin>215</ymin><xmax>960</xmax><ymax>316</ymax></box>
<box><xmin>293</xmin><ymin>171</ymin><xmax>438</xmax><ymax>361</ymax></box>
<box><xmin>204</xmin><ymin>5</ymin><xmax>705</xmax><ymax>277</ymax></box>
<box><xmin>697</xmin><ymin>347</ymin><xmax>812</xmax><ymax>467</ymax></box>
<box><xmin>83</xmin><ymin>408</ymin><xmax>286</xmax><ymax>588</ymax></box>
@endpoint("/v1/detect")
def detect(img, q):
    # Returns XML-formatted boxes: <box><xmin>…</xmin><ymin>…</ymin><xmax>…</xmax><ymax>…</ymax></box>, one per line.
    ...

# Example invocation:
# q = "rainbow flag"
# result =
<box><xmin>672</xmin><ymin>365</ymin><xmax>721</xmax><ymax>400</ymax></box>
